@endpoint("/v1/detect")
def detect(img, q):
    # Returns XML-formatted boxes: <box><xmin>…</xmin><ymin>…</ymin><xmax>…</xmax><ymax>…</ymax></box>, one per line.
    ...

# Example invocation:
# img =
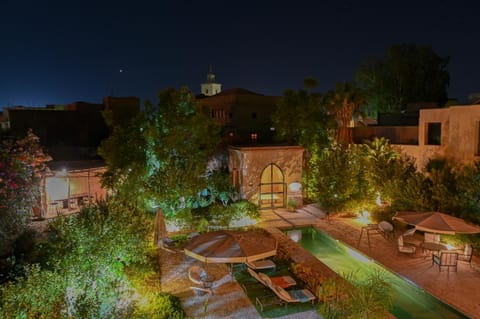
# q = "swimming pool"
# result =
<box><xmin>288</xmin><ymin>227</ymin><xmax>469</xmax><ymax>319</ymax></box>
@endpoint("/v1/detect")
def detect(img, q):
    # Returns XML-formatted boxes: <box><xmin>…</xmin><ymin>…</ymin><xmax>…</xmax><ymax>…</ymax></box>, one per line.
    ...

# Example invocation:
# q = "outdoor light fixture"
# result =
<box><xmin>289</xmin><ymin>182</ymin><xmax>301</xmax><ymax>192</ymax></box>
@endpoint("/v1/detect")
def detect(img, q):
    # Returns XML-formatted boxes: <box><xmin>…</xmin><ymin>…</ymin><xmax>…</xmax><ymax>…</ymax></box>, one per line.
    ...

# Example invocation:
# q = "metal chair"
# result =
<box><xmin>432</xmin><ymin>251</ymin><xmax>458</xmax><ymax>272</ymax></box>
<box><xmin>457</xmin><ymin>244</ymin><xmax>473</xmax><ymax>267</ymax></box>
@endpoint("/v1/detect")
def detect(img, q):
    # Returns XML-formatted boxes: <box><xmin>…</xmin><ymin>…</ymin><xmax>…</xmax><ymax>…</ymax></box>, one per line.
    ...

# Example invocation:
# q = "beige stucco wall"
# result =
<box><xmin>419</xmin><ymin>105</ymin><xmax>480</xmax><ymax>167</ymax></box>
<box><xmin>396</xmin><ymin>104</ymin><xmax>480</xmax><ymax>169</ymax></box>
<box><xmin>228</xmin><ymin>145</ymin><xmax>304</xmax><ymax>207</ymax></box>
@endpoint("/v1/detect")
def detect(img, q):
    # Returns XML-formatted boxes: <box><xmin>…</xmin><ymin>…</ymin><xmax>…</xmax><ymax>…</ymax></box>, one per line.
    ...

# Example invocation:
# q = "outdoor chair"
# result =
<box><xmin>457</xmin><ymin>244</ymin><xmax>473</xmax><ymax>267</ymax></box>
<box><xmin>246</xmin><ymin>259</ymin><xmax>276</xmax><ymax>272</ymax></box>
<box><xmin>424</xmin><ymin>232</ymin><xmax>441</xmax><ymax>244</ymax></box>
<box><xmin>432</xmin><ymin>250</ymin><xmax>458</xmax><ymax>272</ymax></box>
<box><xmin>377</xmin><ymin>221</ymin><xmax>394</xmax><ymax>239</ymax></box>
<box><xmin>397</xmin><ymin>235</ymin><xmax>416</xmax><ymax>256</ymax></box>
<box><xmin>247</xmin><ymin>267</ymin><xmax>296</xmax><ymax>289</ymax></box>
<box><xmin>422</xmin><ymin>233</ymin><xmax>441</xmax><ymax>258</ymax></box>
<box><xmin>188</xmin><ymin>265</ymin><xmax>214</xmax><ymax>292</ymax></box>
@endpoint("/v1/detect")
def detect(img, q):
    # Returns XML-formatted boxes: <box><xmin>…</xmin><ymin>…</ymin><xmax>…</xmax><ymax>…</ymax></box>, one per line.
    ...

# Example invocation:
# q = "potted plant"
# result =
<box><xmin>287</xmin><ymin>199</ymin><xmax>298</xmax><ymax>212</ymax></box>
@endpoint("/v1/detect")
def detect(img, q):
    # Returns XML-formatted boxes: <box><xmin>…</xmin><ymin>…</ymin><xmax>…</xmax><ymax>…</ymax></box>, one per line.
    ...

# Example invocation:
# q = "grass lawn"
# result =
<box><xmin>233</xmin><ymin>262</ymin><xmax>318</xmax><ymax>318</ymax></box>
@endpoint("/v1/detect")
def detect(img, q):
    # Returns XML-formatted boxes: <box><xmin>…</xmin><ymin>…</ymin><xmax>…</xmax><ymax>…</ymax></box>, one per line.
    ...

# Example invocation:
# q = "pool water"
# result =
<box><xmin>290</xmin><ymin>227</ymin><xmax>469</xmax><ymax>319</ymax></box>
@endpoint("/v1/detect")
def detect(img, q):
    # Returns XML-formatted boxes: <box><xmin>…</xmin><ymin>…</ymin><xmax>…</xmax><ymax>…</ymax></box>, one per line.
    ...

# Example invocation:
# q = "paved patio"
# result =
<box><xmin>159</xmin><ymin>205</ymin><xmax>480</xmax><ymax>318</ymax></box>
<box><xmin>269</xmin><ymin>205</ymin><xmax>480</xmax><ymax>319</ymax></box>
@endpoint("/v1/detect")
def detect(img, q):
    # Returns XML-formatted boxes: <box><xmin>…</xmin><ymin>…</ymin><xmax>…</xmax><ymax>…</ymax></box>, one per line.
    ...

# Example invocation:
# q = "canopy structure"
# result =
<box><xmin>393</xmin><ymin>211</ymin><xmax>480</xmax><ymax>235</ymax></box>
<box><xmin>184</xmin><ymin>230</ymin><xmax>277</xmax><ymax>264</ymax></box>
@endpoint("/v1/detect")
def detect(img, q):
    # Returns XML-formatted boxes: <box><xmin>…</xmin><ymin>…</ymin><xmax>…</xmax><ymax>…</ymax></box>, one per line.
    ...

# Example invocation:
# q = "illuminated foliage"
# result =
<box><xmin>99</xmin><ymin>87</ymin><xmax>221</xmax><ymax>215</ymax></box>
<box><xmin>310</xmin><ymin>143</ymin><xmax>374</xmax><ymax>213</ymax></box>
<box><xmin>0</xmin><ymin>130</ymin><xmax>50</xmax><ymax>256</ymax></box>
<box><xmin>319</xmin><ymin>271</ymin><xmax>393</xmax><ymax>319</ymax></box>
<box><xmin>0</xmin><ymin>201</ymin><xmax>159</xmax><ymax>319</ymax></box>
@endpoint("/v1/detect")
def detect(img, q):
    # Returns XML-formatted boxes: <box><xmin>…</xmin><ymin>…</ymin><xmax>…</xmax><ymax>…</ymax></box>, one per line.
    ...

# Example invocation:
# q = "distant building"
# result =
<box><xmin>197</xmin><ymin>88</ymin><xmax>279</xmax><ymax>145</ymax></box>
<box><xmin>6</xmin><ymin>96</ymin><xmax>139</xmax><ymax>160</ymax></box>
<box><xmin>200</xmin><ymin>65</ymin><xmax>222</xmax><ymax>96</ymax></box>
<box><xmin>0</xmin><ymin>109</ymin><xmax>9</xmax><ymax>130</ymax></box>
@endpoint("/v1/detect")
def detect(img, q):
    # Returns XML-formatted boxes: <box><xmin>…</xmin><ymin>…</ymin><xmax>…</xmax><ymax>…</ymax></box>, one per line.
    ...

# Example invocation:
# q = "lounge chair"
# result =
<box><xmin>246</xmin><ymin>259</ymin><xmax>276</xmax><ymax>271</ymax></box>
<box><xmin>432</xmin><ymin>251</ymin><xmax>458</xmax><ymax>272</ymax></box>
<box><xmin>247</xmin><ymin>267</ymin><xmax>296</xmax><ymax>289</ymax></box>
<box><xmin>457</xmin><ymin>244</ymin><xmax>473</xmax><ymax>267</ymax></box>
<box><xmin>270</xmin><ymin>284</ymin><xmax>316</xmax><ymax>305</ymax></box>
<box><xmin>397</xmin><ymin>236</ymin><xmax>416</xmax><ymax>256</ymax></box>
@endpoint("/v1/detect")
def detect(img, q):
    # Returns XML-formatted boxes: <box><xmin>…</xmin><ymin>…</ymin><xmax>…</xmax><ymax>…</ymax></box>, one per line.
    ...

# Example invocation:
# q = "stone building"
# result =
<box><xmin>229</xmin><ymin>145</ymin><xmax>304</xmax><ymax>209</ymax></box>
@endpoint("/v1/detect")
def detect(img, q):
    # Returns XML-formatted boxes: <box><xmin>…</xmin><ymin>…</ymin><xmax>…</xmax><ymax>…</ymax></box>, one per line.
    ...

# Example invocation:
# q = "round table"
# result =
<box><xmin>421</xmin><ymin>242</ymin><xmax>447</xmax><ymax>252</ymax></box>
<box><xmin>421</xmin><ymin>242</ymin><xmax>447</xmax><ymax>259</ymax></box>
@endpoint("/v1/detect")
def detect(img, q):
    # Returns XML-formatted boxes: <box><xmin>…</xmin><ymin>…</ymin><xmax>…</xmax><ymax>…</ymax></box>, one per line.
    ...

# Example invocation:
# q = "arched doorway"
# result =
<box><xmin>259</xmin><ymin>164</ymin><xmax>285</xmax><ymax>209</ymax></box>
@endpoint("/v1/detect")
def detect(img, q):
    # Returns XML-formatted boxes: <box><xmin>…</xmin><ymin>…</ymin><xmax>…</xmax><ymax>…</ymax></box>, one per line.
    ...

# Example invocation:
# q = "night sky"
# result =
<box><xmin>1</xmin><ymin>0</ymin><xmax>479</xmax><ymax>109</ymax></box>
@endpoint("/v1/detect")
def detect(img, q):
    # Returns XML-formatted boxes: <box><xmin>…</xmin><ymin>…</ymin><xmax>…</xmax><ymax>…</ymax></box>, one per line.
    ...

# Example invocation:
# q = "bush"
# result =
<box><xmin>133</xmin><ymin>292</ymin><xmax>185</xmax><ymax>319</ymax></box>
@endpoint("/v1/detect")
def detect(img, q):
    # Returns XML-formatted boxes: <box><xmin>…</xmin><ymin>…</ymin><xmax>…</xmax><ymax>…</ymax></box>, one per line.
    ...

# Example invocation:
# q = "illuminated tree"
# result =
<box><xmin>310</xmin><ymin>143</ymin><xmax>374</xmax><ymax>214</ymax></box>
<box><xmin>356</xmin><ymin>44</ymin><xmax>450</xmax><ymax>116</ymax></box>
<box><xmin>0</xmin><ymin>130</ymin><xmax>50</xmax><ymax>256</ymax></box>
<box><xmin>99</xmin><ymin>87</ymin><xmax>221</xmax><ymax>215</ymax></box>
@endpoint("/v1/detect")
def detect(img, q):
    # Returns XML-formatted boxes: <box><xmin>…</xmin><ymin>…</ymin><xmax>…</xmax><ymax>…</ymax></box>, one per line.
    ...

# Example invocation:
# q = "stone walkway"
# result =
<box><xmin>159</xmin><ymin>205</ymin><xmax>480</xmax><ymax>318</ymax></box>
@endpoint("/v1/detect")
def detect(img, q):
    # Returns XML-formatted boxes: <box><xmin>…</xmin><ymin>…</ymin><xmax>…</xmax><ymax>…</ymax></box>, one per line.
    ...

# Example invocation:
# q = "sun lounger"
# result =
<box><xmin>247</xmin><ymin>267</ymin><xmax>296</xmax><ymax>289</ymax></box>
<box><xmin>246</xmin><ymin>259</ymin><xmax>276</xmax><ymax>271</ymax></box>
<box><xmin>270</xmin><ymin>284</ymin><xmax>316</xmax><ymax>304</ymax></box>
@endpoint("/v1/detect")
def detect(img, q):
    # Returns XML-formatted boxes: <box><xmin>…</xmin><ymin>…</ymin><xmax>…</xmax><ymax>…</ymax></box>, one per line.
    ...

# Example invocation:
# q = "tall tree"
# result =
<box><xmin>355</xmin><ymin>44</ymin><xmax>450</xmax><ymax>116</ymax></box>
<box><xmin>325</xmin><ymin>82</ymin><xmax>365</xmax><ymax>145</ymax></box>
<box><xmin>98</xmin><ymin>87</ymin><xmax>221</xmax><ymax>215</ymax></box>
<box><xmin>272</xmin><ymin>82</ymin><xmax>334</xmax><ymax>150</ymax></box>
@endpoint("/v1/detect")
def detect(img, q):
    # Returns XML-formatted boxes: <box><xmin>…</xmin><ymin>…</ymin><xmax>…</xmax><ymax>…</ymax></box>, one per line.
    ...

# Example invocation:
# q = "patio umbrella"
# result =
<box><xmin>184</xmin><ymin>230</ymin><xmax>277</xmax><ymax>264</ymax></box>
<box><xmin>392</xmin><ymin>211</ymin><xmax>480</xmax><ymax>235</ymax></box>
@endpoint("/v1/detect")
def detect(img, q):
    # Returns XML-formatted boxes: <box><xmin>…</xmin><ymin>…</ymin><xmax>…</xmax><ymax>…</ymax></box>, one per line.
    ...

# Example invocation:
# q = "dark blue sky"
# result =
<box><xmin>1</xmin><ymin>0</ymin><xmax>479</xmax><ymax>108</ymax></box>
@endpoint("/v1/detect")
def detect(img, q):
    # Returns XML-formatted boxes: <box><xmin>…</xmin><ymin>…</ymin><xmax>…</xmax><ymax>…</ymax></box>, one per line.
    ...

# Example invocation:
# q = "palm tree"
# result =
<box><xmin>326</xmin><ymin>82</ymin><xmax>365</xmax><ymax>145</ymax></box>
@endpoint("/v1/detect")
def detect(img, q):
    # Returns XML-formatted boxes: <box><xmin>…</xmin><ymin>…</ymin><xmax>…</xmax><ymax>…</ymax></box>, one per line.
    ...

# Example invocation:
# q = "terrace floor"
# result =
<box><xmin>266</xmin><ymin>205</ymin><xmax>480</xmax><ymax>319</ymax></box>
<box><xmin>159</xmin><ymin>205</ymin><xmax>480</xmax><ymax>318</ymax></box>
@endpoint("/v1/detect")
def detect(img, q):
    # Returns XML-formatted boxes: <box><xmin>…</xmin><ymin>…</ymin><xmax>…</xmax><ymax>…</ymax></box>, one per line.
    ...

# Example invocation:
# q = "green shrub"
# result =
<box><xmin>133</xmin><ymin>292</ymin><xmax>185</xmax><ymax>319</ymax></box>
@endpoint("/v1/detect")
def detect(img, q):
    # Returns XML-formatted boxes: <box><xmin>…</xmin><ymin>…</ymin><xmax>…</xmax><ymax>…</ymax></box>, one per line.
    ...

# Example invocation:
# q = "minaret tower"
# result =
<box><xmin>201</xmin><ymin>65</ymin><xmax>222</xmax><ymax>96</ymax></box>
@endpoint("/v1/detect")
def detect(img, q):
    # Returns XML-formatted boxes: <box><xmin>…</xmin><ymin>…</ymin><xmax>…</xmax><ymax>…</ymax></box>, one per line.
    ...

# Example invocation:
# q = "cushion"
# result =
<box><xmin>249</xmin><ymin>259</ymin><xmax>276</xmax><ymax>270</ymax></box>
<box><xmin>290</xmin><ymin>289</ymin><xmax>315</xmax><ymax>303</ymax></box>
<box><xmin>270</xmin><ymin>276</ymin><xmax>296</xmax><ymax>288</ymax></box>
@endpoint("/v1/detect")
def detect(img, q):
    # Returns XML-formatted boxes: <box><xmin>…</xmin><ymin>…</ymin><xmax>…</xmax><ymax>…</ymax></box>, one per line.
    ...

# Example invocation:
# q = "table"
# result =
<box><xmin>421</xmin><ymin>242</ymin><xmax>447</xmax><ymax>252</ymax></box>
<box><xmin>421</xmin><ymin>242</ymin><xmax>447</xmax><ymax>259</ymax></box>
